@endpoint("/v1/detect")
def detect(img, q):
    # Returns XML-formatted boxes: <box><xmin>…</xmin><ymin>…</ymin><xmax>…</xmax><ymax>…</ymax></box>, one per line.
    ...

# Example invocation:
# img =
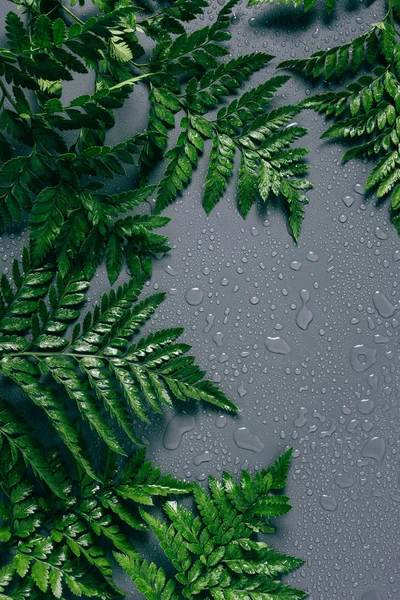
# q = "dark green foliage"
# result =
<box><xmin>279</xmin><ymin>22</ymin><xmax>394</xmax><ymax>81</ymax></box>
<box><xmin>0</xmin><ymin>2</ymin><xmax>308</xmax><ymax>598</ymax></box>
<box><xmin>0</xmin><ymin>248</ymin><xmax>236</xmax><ymax>475</ymax></box>
<box><xmin>0</xmin><ymin>0</ymin><xmax>312</xmax><ymax>252</ymax></box>
<box><xmin>281</xmin><ymin>2</ymin><xmax>400</xmax><ymax>236</ymax></box>
<box><xmin>116</xmin><ymin>449</ymin><xmax>307</xmax><ymax>600</ymax></box>
<box><xmin>0</xmin><ymin>413</ymin><xmax>191</xmax><ymax>599</ymax></box>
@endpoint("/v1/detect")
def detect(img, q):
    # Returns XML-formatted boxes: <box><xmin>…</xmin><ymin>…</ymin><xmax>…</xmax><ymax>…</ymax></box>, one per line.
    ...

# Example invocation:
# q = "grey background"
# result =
<box><xmin>1</xmin><ymin>0</ymin><xmax>399</xmax><ymax>599</ymax></box>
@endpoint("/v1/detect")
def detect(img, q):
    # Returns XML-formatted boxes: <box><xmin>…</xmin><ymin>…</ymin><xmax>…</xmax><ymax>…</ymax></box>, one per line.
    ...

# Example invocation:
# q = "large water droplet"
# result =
<box><xmin>335</xmin><ymin>474</ymin><xmax>354</xmax><ymax>489</ymax></box>
<box><xmin>289</xmin><ymin>260</ymin><xmax>302</xmax><ymax>271</ymax></box>
<box><xmin>305</xmin><ymin>251</ymin><xmax>319</xmax><ymax>262</ymax></box>
<box><xmin>350</xmin><ymin>344</ymin><xmax>377</xmax><ymax>372</ymax></box>
<box><xmin>362</xmin><ymin>590</ymin><xmax>383</xmax><ymax>600</ymax></box>
<box><xmin>233</xmin><ymin>427</ymin><xmax>264</xmax><ymax>453</ymax></box>
<box><xmin>320</xmin><ymin>495</ymin><xmax>338</xmax><ymax>511</ymax></box>
<box><xmin>296</xmin><ymin>290</ymin><xmax>314</xmax><ymax>330</ymax></box>
<box><xmin>185</xmin><ymin>287</ymin><xmax>204</xmax><ymax>306</ymax></box>
<box><xmin>372</xmin><ymin>290</ymin><xmax>396</xmax><ymax>318</ymax></box>
<box><xmin>362</xmin><ymin>437</ymin><xmax>386</xmax><ymax>462</ymax></box>
<box><xmin>193</xmin><ymin>451</ymin><xmax>213</xmax><ymax>466</ymax></box>
<box><xmin>264</xmin><ymin>336</ymin><xmax>291</xmax><ymax>355</ymax></box>
<box><xmin>163</xmin><ymin>413</ymin><xmax>195</xmax><ymax>450</ymax></box>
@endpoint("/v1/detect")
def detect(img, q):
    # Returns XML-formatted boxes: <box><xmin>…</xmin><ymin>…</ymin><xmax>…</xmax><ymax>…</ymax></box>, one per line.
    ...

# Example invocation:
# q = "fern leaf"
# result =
<box><xmin>120</xmin><ymin>451</ymin><xmax>306</xmax><ymax>600</ymax></box>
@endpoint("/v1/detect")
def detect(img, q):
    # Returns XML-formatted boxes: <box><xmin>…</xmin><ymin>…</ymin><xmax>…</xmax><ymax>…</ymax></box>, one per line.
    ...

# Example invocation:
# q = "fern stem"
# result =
<box><xmin>388</xmin><ymin>0</ymin><xmax>395</xmax><ymax>26</ymax></box>
<box><xmin>0</xmin><ymin>79</ymin><xmax>18</xmax><ymax>112</ymax></box>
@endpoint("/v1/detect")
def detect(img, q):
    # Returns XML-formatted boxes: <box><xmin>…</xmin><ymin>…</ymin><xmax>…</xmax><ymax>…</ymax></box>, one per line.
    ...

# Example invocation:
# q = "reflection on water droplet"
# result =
<box><xmin>362</xmin><ymin>437</ymin><xmax>386</xmax><ymax>462</ymax></box>
<box><xmin>193</xmin><ymin>451</ymin><xmax>213</xmax><ymax>466</ymax></box>
<box><xmin>264</xmin><ymin>336</ymin><xmax>291</xmax><ymax>355</ymax></box>
<box><xmin>350</xmin><ymin>344</ymin><xmax>377</xmax><ymax>372</ymax></box>
<box><xmin>233</xmin><ymin>427</ymin><xmax>264</xmax><ymax>453</ymax></box>
<box><xmin>372</xmin><ymin>290</ymin><xmax>396</xmax><ymax>318</ymax></box>
<box><xmin>185</xmin><ymin>287</ymin><xmax>204</xmax><ymax>306</ymax></box>
<box><xmin>320</xmin><ymin>495</ymin><xmax>338</xmax><ymax>511</ymax></box>
<box><xmin>162</xmin><ymin>413</ymin><xmax>195</xmax><ymax>450</ymax></box>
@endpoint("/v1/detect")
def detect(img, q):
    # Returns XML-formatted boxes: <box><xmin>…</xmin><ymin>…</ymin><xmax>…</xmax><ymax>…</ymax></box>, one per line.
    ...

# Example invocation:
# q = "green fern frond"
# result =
<box><xmin>116</xmin><ymin>450</ymin><xmax>306</xmax><ymax>600</ymax></box>
<box><xmin>0</xmin><ymin>249</ymin><xmax>235</xmax><ymax>472</ymax></box>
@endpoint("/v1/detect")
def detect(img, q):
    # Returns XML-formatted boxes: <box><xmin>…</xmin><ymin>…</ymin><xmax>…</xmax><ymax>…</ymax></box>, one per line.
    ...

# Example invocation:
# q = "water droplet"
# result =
<box><xmin>289</xmin><ymin>260</ymin><xmax>302</xmax><ymax>271</ymax></box>
<box><xmin>185</xmin><ymin>287</ymin><xmax>204</xmax><ymax>306</ymax></box>
<box><xmin>237</xmin><ymin>382</ymin><xmax>247</xmax><ymax>397</ymax></box>
<box><xmin>362</xmin><ymin>591</ymin><xmax>383</xmax><ymax>600</ymax></box>
<box><xmin>204</xmin><ymin>313</ymin><xmax>215</xmax><ymax>333</ymax></box>
<box><xmin>342</xmin><ymin>195</ymin><xmax>355</xmax><ymax>207</ymax></box>
<box><xmin>296</xmin><ymin>289</ymin><xmax>314</xmax><ymax>330</ymax></box>
<box><xmin>320</xmin><ymin>495</ymin><xmax>338</xmax><ymax>512</ymax></box>
<box><xmin>163</xmin><ymin>413</ymin><xmax>195</xmax><ymax>450</ymax></box>
<box><xmin>353</xmin><ymin>183</ymin><xmax>364</xmax><ymax>195</ymax></box>
<box><xmin>264</xmin><ymin>336</ymin><xmax>291</xmax><ymax>355</ymax></box>
<box><xmin>213</xmin><ymin>331</ymin><xmax>224</xmax><ymax>347</ymax></box>
<box><xmin>250</xmin><ymin>226</ymin><xmax>259</xmax><ymax>236</ymax></box>
<box><xmin>350</xmin><ymin>344</ymin><xmax>377</xmax><ymax>372</ymax></box>
<box><xmin>362</xmin><ymin>437</ymin><xmax>386</xmax><ymax>462</ymax></box>
<box><xmin>233</xmin><ymin>427</ymin><xmax>264</xmax><ymax>453</ymax></box>
<box><xmin>219</xmin><ymin>352</ymin><xmax>229</xmax><ymax>363</ymax></box>
<box><xmin>372</xmin><ymin>290</ymin><xmax>396</xmax><ymax>318</ymax></box>
<box><xmin>374</xmin><ymin>227</ymin><xmax>387</xmax><ymax>240</ymax></box>
<box><xmin>305</xmin><ymin>251</ymin><xmax>319</xmax><ymax>262</ymax></box>
<box><xmin>216</xmin><ymin>415</ymin><xmax>227</xmax><ymax>428</ymax></box>
<box><xmin>393</xmin><ymin>250</ymin><xmax>400</xmax><ymax>262</ymax></box>
<box><xmin>165</xmin><ymin>265</ymin><xmax>177</xmax><ymax>276</ymax></box>
<box><xmin>335</xmin><ymin>474</ymin><xmax>354</xmax><ymax>489</ymax></box>
<box><xmin>250</xmin><ymin>296</ymin><xmax>259</xmax><ymax>305</ymax></box>
<box><xmin>193</xmin><ymin>451</ymin><xmax>213</xmax><ymax>466</ymax></box>
<box><xmin>358</xmin><ymin>398</ymin><xmax>375</xmax><ymax>415</ymax></box>
<box><xmin>294</xmin><ymin>407</ymin><xmax>308</xmax><ymax>428</ymax></box>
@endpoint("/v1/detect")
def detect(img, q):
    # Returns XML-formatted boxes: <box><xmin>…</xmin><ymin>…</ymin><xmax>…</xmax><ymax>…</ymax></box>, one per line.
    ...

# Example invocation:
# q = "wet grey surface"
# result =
<box><xmin>2</xmin><ymin>0</ymin><xmax>399</xmax><ymax>599</ymax></box>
